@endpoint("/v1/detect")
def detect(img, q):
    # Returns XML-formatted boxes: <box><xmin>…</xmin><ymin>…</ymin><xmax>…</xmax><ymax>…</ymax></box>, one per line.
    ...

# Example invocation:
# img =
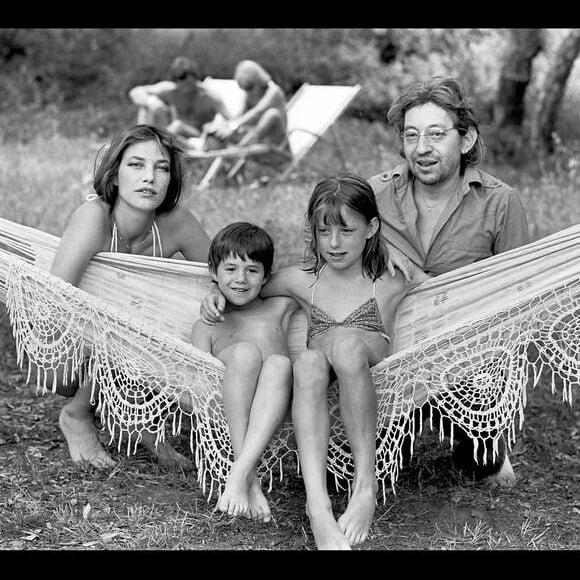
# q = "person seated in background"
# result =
<box><xmin>207</xmin><ymin>60</ymin><xmax>289</xmax><ymax>159</ymax></box>
<box><xmin>128</xmin><ymin>56</ymin><xmax>231</xmax><ymax>150</ymax></box>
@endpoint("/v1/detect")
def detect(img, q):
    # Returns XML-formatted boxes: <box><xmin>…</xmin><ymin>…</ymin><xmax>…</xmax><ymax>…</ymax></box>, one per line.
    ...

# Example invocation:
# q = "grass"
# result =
<box><xmin>0</xmin><ymin>110</ymin><xmax>579</xmax><ymax>551</ymax></box>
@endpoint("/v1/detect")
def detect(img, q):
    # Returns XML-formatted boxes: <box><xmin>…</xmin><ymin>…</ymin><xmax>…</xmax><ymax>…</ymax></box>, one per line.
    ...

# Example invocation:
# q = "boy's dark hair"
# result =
<box><xmin>208</xmin><ymin>222</ymin><xmax>275</xmax><ymax>278</ymax></box>
<box><xmin>93</xmin><ymin>124</ymin><xmax>185</xmax><ymax>214</ymax></box>
<box><xmin>387</xmin><ymin>75</ymin><xmax>485</xmax><ymax>169</ymax></box>
<box><xmin>304</xmin><ymin>173</ymin><xmax>388</xmax><ymax>280</ymax></box>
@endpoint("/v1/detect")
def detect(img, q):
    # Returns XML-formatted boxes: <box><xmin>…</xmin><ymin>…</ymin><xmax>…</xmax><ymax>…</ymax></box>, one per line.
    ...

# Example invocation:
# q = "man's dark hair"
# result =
<box><xmin>387</xmin><ymin>76</ymin><xmax>485</xmax><ymax>168</ymax></box>
<box><xmin>169</xmin><ymin>56</ymin><xmax>201</xmax><ymax>82</ymax></box>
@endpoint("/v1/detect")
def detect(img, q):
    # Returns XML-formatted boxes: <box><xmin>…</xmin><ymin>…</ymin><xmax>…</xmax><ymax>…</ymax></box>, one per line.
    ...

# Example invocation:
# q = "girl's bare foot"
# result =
<box><xmin>337</xmin><ymin>483</ymin><xmax>377</xmax><ymax>546</ymax></box>
<box><xmin>307</xmin><ymin>502</ymin><xmax>351</xmax><ymax>550</ymax></box>
<box><xmin>59</xmin><ymin>407</ymin><xmax>116</xmax><ymax>469</ymax></box>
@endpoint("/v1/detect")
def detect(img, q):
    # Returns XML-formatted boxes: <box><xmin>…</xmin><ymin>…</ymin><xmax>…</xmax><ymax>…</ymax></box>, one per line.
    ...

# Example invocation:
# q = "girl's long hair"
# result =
<box><xmin>303</xmin><ymin>173</ymin><xmax>388</xmax><ymax>280</ymax></box>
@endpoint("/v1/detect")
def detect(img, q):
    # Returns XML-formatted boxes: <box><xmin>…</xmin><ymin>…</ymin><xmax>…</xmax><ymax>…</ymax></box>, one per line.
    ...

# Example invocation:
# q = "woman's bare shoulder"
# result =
<box><xmin>64</xmin><ymin>198</ymin><xmax>110</xmax><ymax>234</ymax></box>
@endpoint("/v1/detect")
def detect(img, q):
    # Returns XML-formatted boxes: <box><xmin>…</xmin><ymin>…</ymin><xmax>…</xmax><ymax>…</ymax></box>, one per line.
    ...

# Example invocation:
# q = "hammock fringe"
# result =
<box><xmin>1</xmin><ymin>217</ymin><xmax>579</xmax><ymax>501</ymax></box>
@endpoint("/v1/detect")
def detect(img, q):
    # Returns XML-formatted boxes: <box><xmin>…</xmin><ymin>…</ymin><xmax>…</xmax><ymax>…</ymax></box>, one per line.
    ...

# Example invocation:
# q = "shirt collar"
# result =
<box><xmin>385</xmin><ymin>162</ymin><xmax>482</xmax><ymax>197</ymax></box>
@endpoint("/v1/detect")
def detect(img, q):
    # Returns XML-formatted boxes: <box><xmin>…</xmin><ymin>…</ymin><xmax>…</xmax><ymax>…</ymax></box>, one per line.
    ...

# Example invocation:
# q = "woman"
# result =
<box><xmin>209</xmin><ymin>60</ymin><xmax>288</xmax><ymax>155</ymax></box>
<box><xmin>45</xmin><ymin>124</ymin><xmax>211</xmax><ymax>469</ymax></box>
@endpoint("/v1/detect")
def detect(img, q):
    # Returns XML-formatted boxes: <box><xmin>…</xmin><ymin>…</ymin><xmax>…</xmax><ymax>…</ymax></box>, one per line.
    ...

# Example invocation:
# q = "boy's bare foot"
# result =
<box><xmin>337</xmin><ymin>483</ymin><xmax>377</xmax><ymax>546</ymax></box>
<box><xmin>216</xmin><ymin>461</ymin><xmax>251</xmax><ymax>517</ymax></box>
<box><xmin>248</xmin><ymin>475</ymin><xmax>272</xmax><ymax>522</ymax></box>
<box><xmin>307</xmin><ymin>503</ymin><xmax>351</xmax><ymax>550</ymax></box>
<box><xmin>139</xmin><ymin>431</ymin><xmax>192</xmax><ymax>470</ymax></box>
<box><xmin>59</xmin><ymin>407</ymin><xmax>116</xmax><ymax>469</ymax></box>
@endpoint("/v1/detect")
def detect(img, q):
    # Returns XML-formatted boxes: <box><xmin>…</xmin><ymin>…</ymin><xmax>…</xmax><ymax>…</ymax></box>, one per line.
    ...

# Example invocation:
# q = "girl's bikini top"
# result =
<box><xmin>306</xmin><ymin>268</ymin><xmax>389</xmax><ymax>346</ymax></box>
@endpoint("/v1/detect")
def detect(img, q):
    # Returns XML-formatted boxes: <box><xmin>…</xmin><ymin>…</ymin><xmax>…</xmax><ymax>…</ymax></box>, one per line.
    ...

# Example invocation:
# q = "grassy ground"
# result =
<box><xmin>0</xmin><ymin>114</ymin><xmax>579</xmax><ymax>551</ymax></box>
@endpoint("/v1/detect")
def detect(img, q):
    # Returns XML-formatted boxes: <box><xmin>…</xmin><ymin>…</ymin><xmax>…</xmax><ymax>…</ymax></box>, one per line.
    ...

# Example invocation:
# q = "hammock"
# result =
<box><xmin>1</xmin><ymin>216</ymin><xmax>579</xmax><ymax>502</ymax></box>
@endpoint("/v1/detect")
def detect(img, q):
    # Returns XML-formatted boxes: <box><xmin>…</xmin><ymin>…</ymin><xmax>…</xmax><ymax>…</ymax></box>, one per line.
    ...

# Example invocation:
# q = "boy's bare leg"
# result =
<box><xmin>293</xmin><ymin>349</ymin><xmax>351</xmax><ymax>550</ymax></box>
<box><xmin>219</xmin><ymin>354</ymin><xmax>292</xmax><ymax>522</ymax></box>
<box><xmin>216</xmin><ymin>343</ymin><xmax>262</xmax><ymax>517</ymax></box>
<box><xmin>59</xmin><ymin>377</ymin><xmax>116</xmax><ymax>469</ymax></box>
<box><xmin>332</xmin><ymin>339</ymin><xmax>379</xmax><ymax>547</ymax></box>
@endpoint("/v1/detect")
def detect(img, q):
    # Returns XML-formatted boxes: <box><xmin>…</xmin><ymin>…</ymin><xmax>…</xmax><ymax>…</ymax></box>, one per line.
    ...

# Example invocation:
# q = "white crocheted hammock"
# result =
<box><xmin>1</xmin><ymin>216</ymin><xmax>579</xmax><ymax>502</ymax></box>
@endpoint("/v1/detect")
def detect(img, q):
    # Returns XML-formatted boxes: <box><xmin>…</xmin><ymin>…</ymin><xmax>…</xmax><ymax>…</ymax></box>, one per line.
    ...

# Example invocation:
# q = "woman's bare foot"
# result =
<box><xmin>139</xmin><ymin>431</ymin><xmax>192</xmax><ymax>470</ymax></box>
<box><xmin>484</xmin><ymin>453</ymin><xmax>516</xmax><ymax>488</ymax></box>
<box><xmin>337</xmin><ymin>482</ymin><xmax>377</xmax><ymax>546</ymax></box>
<box><xmin>307</xmin><ymin>502</ymin><xmax>351</xmax><ymax>550</ymax></box>
<box><xmin>59</xmin><ymin>406</ymin><xmax>116</xmax><ymax>469</ymax></box>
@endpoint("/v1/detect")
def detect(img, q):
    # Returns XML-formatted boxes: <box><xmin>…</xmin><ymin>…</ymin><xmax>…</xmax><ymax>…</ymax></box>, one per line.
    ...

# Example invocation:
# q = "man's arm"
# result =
<box><xmin>128</xmin><ymin>81</ymin><xmax>176</xmax><ymax>111</ymax></box>
<box><xmin>494</xmin><ymin>190</ymin><xmax>531</xmax><ymax>254</ymax></box>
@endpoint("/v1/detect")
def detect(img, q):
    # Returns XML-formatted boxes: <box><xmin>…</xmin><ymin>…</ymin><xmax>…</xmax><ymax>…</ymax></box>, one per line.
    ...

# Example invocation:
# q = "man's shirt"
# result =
<box><xmin>369</xmin><ymin>163</ymin><xmax>530</xmax><ymax>276</ymax></box>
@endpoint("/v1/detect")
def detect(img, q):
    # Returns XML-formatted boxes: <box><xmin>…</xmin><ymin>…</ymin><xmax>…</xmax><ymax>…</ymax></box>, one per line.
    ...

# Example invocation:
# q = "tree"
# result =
<box><xmin>494</xmin><ymin>29</ymin><xmax>543</xmax><ymax>128</ymax></box>
<box><xmin>529</xmin><ymin>29</ymin><xmax>580</xmax><ymax>152</ymax></box>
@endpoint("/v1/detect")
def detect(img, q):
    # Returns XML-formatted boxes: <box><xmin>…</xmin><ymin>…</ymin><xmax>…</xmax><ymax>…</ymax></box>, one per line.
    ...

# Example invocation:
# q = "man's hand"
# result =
<box><xmin>386</xmin><ymin>243</ymin><xmax>431</xmax><ymax>284</ymax></box>
<box><xmin>200</xmin><ymin>286</ymin><xmax>226</xmax><ymax>325</ymax></box>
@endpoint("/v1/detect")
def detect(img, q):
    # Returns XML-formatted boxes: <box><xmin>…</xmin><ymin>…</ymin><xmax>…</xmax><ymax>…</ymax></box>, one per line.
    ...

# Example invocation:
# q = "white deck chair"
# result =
<box><xmin>186</xmin><ymin>83</ymin><xmax>362</xmax><ymax>189</ymax></box>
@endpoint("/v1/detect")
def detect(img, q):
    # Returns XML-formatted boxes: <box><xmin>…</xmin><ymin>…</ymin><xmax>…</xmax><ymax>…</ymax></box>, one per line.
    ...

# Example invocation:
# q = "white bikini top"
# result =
<box><xmin>110</xmin><ymin>221</ymin><xmax>163</xmax><ymax>257</ymax></box>
<box><xmin>86</xmin><ymin>194</ymin><xmax>164</xmax><ymax>258</ymax></box>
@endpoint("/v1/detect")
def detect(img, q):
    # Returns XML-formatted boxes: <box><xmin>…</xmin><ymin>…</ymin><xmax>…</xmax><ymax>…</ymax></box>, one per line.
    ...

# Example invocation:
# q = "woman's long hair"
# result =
<box><xmin>92</xmin><ymin>124</ymin><xmax>186</xmax><ymax>214</ymax></box>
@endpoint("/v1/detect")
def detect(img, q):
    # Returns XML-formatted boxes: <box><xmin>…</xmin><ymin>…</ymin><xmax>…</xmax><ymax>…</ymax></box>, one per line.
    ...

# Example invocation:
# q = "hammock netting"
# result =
<box><xmin>1</xmin><ymin>217</ymin><xmax>579</xmax><ymax>502</ymax></box>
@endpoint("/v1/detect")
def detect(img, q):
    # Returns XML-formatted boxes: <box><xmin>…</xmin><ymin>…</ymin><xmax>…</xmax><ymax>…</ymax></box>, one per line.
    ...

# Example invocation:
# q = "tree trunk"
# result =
<box><xmin>494</xmin><ymin>29</ymin><xmax>543</xmax><ymax>128</ymax></box>
<box><xmin>530</xmin><ymin>29</ymin><xmax>580</xmax><ymax>153</ymax></box>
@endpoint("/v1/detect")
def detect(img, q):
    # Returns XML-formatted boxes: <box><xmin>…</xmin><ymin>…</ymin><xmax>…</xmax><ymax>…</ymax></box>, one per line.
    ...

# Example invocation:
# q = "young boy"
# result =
<box><xmin>190</xmin><ymin>222</ymin><xmax>299</xmax><ymax>523</ymax></box>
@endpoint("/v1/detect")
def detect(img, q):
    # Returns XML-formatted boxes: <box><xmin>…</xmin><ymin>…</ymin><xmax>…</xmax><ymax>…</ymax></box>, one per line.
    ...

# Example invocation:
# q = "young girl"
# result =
<box><xmin>201</xmin><ymin>174</ymin><xmax>409</xmax><ymax>550</ymax></box>
<box><xmin>40</xmin><ymin>124</ymin><xmax>211</xmax><ymax>470</ymax></box>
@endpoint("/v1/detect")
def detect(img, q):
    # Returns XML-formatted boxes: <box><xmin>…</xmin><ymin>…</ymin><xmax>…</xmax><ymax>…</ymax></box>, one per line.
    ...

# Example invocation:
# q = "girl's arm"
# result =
<box><xmin>261</xmin><ymin>265</ymin><xmax>310</xmax><ymax>306</ymax></box>
<box><xmin>50</xmin><ymin>202</ymin><xmax>109</xmax><ymax>287</ymax></box>
<box><xmin>199</xmin><ymin>264</ymin><xmax>304</xmax><ymax>325</ymax></box>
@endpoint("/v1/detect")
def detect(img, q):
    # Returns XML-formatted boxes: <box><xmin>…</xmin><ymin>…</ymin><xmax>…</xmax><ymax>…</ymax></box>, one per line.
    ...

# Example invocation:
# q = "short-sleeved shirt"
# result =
<box><xmin>369</xmin><ymin>162</ymin><xmax>530</xmax><ymax>277</ymax></box>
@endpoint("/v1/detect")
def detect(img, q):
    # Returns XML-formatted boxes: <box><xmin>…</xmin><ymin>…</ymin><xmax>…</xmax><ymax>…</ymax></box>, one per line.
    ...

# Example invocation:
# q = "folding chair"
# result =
<box><xmin>185</xmin><ymin>83</ymin><xmax>362</xmax><ymax>189</ymax></box>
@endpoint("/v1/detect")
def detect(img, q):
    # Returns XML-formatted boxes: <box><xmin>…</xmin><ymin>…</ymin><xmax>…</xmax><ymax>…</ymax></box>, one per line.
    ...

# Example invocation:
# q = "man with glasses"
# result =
<box><xmin>369</xmin><ymin>76</ymin><xmax>530</xmax><ymax>487</ymax></box>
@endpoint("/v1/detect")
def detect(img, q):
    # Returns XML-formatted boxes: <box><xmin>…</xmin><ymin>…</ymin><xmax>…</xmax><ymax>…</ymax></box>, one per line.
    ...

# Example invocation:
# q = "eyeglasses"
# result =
<box><xmin>402</xmin><ymin>127</ymin><xmax>458</xmax><ymax>145</ymax></box>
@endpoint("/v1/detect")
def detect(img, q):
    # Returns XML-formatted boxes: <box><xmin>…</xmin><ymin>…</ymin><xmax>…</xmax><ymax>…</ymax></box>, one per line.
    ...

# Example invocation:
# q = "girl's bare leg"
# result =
<box><xmin>293</xmin><ymin>349</ymin><xmax>351</xmax><ymax>550</ymax></box>
<box><xmin>331</xmin><ymin>337</ymin><xmax>378</xmax><ymax>547</ymax></box>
